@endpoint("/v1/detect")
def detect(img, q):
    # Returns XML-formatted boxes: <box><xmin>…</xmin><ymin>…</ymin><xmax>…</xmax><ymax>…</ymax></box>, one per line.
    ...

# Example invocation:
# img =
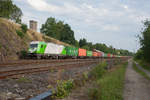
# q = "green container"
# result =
<box><xmin>104</xmin><ymin>53</ymin><xmax>108</xmax><ymax>57</ymax></box>
<box><xmin>65</xmin><ymin>46</ymin><xmax>78</xmax><ymax>56</ymax></box>
<box><xmin>86</xmin><ymin>51</ymin><xmax>92</xmax><ymax>56</ymax></box>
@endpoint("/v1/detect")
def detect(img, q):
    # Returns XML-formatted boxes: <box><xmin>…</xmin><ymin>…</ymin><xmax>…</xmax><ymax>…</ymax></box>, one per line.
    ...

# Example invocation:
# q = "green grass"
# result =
<box><xmin>132</xmin><ymin>62</ymin><xmax>150</xmax><ymax>80</ymax></box>
<box><xmin>88</xmin><ymin>62</ymin><xmax>127</xmax><ymax>100</ymax></box>
<box><xmin>17</xmin><ymin>77</ymin><xmax>32</xmax><ymax>83</ymax></box>
<box><xmin>136</xmin><ymin>60</ymin><xmax>150</xmax><ymax>72</ymax></box>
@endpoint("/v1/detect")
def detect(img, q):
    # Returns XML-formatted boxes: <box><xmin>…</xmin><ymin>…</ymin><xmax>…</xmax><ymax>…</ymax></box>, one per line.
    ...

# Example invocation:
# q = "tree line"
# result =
<box><xmin>41</xmin><ymin>17</ymin><xmax>133</xmax><ymax>56</ymax></box>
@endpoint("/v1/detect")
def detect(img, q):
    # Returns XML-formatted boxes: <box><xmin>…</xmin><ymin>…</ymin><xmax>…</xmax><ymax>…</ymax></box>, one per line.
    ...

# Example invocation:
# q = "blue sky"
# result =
<box><xmin>13</xmin><ymin>0</ymin><xmax>150</xmax><ymax>52</ymax></box>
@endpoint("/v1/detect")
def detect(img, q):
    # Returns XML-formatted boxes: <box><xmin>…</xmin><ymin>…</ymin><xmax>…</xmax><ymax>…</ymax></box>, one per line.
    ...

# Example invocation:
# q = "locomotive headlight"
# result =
<box><xmin>29</xmin><ymin>48</ymin><xmax>37</xmax><ymax>53</ymax></box>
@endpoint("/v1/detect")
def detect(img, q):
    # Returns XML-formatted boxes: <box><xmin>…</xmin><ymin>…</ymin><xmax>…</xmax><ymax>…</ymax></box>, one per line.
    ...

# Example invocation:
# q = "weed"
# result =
<box><xmin>82</xmin><ymin>72</ymin><xmax>88</xmax><ymax>80</ymax></box>
<box><xmin>49</xmin><ymin>69</ymin><xmax>55</xmax><ymax>73</ymax></box>
<box><xmin>90</xmin><ymin>61</ymin><xmax>107</xmax><ymax>79</ymax></box>
<box><xmin>17</xmin><ymin>77</ymin><xmax>31</xmax><ymax>83</ymax></box>
<box><xmin>136</xmin><ymin>60</ymin><xmax>150</xmax><ymax>72</ymax></box>
<box><xmin>47</xmin><ymin>85</ymin><xmax>53</xmax><ymax>89</ymax></box>
<box><xmin>88</xmin><ymin>87</ymin><xmax>99</xmax><ymax>100</ymax></box>
<box><xmin>53</xmin><ymin>79</ymin><xmax>74</xmax><ymax>99</ymax></box>
<box><xmin>62</xmin><ymin>69</ymin><xmax>65</xmax><ymax>73</ymax></box>
<box><xmin>133</xmin><ymin>62</ymin><xmax>150</xmax><ymax>80</ymax></box>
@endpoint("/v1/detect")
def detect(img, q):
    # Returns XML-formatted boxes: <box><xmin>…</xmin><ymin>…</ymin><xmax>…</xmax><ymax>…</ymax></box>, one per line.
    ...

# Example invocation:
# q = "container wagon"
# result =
<box><xmin>107</xmin><ymin>53</ymin><xmax>111</xmax><ymax>58</ymax></box>
<box><xmin>78</xmin><ymin>48</ymin><xmax>86</xmax><ymax>58</ymax></box>
<box><xmin>86</xmin><ymin>51</ymin><xmax>93</xmax><ymax>58</ymax></box>
<box><xmin>65</xmin><ymin>46</ymin><xmax>78</xmax><ymax>58</ymax></box>
<box><xmin>93</xmin><ymin>52</ymin><xmax>98</xmax><ymax>58</ymax></box>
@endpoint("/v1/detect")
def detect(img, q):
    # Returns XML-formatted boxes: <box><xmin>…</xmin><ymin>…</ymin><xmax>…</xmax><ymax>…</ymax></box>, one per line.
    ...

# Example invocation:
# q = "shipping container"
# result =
<box><xmin>101</xmin><ymin>52</ymin><xmax>105</xmax><ymax>57</ymax></box>
<box><xmin>93</xmin><ymin>52</ymin><xmax>98</xmax><ymax>57</ymax></box>
<box><xmin>78</xmin><ymin>48</ymin><xmax>86</xmax><ymax>56</ymax></box>
<box><xmin>93</xmin><ymin>49</ymin><xmax>103</xmax><ymax>57</ymax></box>
<box><xmin>107</xmin><ymin>53</ymin><xmax>111</xmax><ymax>57</ymax></box>
<box><xmin>65</xmin><ymin>46</ymin><xmax>78</xmax><ymax>56</ymax></box>
<box><xmin>97</xmin><ymin>52</ymin><xmax>103</xmax><ymax>57</ymax></box>
<box><xmin>86</xmin><ymin>51</ymin><xmax>93</xmax><ymax>56</ymax></box>
<box><xmin>104</xmin><ymin>53</ymin><xmax>107</xmax><ymax>57</ymax></box>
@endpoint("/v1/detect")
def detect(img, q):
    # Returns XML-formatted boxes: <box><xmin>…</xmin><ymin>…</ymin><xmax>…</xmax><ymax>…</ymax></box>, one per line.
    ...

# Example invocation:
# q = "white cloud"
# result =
<box><xmin>103</xmin><ymin>25</ymin><xmax>120</xmax><ymax>31</ymax></box>
<box><xmin>123</xmin><ymin>5</ymin><xmax>128</xmax><ymax>10</ymax></box>
<box><xmin>27</xmin><ymin>0</ymin><xmax>59</xmax><ymax>12</ymax></box>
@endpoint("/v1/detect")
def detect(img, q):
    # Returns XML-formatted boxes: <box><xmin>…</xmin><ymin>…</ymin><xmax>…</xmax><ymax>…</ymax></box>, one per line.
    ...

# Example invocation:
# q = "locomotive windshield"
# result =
<box><xmin>30</xmin><ymin>44</ymin><xmax>38</xmax><ymax>48</ymax></box>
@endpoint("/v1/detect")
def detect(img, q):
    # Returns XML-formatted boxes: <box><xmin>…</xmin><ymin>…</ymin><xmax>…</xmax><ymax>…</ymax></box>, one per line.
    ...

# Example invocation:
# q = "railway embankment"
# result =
<box><xmin>0</xmin><ymin>58</ymin><xmax>124</xmax><ymax>100</ymax></box>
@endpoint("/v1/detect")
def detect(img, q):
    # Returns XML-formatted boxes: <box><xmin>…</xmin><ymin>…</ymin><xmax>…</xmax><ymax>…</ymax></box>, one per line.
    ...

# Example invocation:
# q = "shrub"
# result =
<box><xmin>21</xmin><ymin>23</ymin><xmax>28</xmax><ymax>33</ymax></box>
<box><xmin>88</xmin><ymin>88</ymin><xmax>99</xmax><ymax>100</ymax></box>
<box><xmin>19</xmin><ymin>50</ymin><xmax>27</xmax><ymax>59</ymax></box>
<box><xmin>90</xmin><ymin>61</ymin><xmax>107</xmax><ymax>79</ymax></box>
<box><xmin>83</xmin><ymin>72</ymin><xmax>88</xmax><ymax>80</ymax></box>
<box><xmin>53</xmin><ymin>79</ymin><xmax>74</xmax><ymax>99</ymax></box>
<box><xmin>16</xmin><ymin>30</ymin><xmax>24</xmax><ymax>38</ymax></box>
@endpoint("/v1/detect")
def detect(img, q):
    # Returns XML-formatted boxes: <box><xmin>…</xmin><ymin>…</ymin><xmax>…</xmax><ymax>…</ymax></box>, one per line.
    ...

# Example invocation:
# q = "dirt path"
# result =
<box><xmin>124</xmin><ymin>60</ymin><xmax>150</xmax><ymax>100</ymax></box>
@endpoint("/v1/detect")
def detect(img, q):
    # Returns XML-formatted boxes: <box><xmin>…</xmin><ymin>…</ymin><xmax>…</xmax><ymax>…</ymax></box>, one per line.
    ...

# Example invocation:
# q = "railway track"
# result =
<box><xmin>0</xmin><ymin>59</ymin><xmax>101</xmax><ymax>67</ymax></box>
<box><xmin>0</xmin><ymin>60</ymin><xmax>99</xmax><ymax>79</ymax></box>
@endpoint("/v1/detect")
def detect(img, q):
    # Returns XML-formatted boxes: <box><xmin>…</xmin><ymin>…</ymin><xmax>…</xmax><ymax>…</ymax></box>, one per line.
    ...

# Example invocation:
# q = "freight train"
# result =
<box><xmin>27</xmin><ymin>41</ymin><xmax>121</xmax><ymax>59</ymax></box>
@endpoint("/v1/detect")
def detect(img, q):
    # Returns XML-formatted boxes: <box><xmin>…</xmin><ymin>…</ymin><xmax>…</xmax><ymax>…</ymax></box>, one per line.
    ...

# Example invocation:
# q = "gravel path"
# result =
<box><xmin>124</xmin><ymin>60</ymin><xmax>150</xmax><ymax>100</ymax></box>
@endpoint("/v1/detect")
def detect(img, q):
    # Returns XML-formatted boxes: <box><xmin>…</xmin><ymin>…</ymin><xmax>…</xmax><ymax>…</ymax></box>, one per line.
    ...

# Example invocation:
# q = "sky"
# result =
<box><xmin>13</xmin><ymin>0</ymin><xmax>150</xmax><ymax>52</ymax></box>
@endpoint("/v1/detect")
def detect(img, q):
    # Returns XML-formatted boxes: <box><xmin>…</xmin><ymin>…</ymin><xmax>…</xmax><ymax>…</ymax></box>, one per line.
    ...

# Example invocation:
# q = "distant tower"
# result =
<box><xmin>29</xmin><ymin>20</ymin><xmax>37</xmax><ymax>31</ymax></box>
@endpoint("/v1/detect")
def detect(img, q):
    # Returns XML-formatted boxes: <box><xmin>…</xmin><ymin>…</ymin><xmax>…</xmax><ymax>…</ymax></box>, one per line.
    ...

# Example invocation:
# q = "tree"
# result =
<box><xmin>135</xmin><ymin>49</ymin><xmax>143</xmax><ymax>60</ymax></box>
<box><xmin>41</xmin><ymin>17</ymin><xmax>76</xmax><ymax>45</ymax></box>
<box><xmin>60</xmin><ymin>24</ymin><xmax>76</xmax><ymax>45</ymax></box>
<box><xmin>138</xmin><ymin>20</ymin><xmax>150</xmax><ymax>61</ymax></box>
<box><xmin>0</xmin><ymin>0</ymin><xmax>22</xmax><ymax>23</ymax></box>
<box><xmin>41</xmin><ymin>17</ymin><xmax>57</xmax><ymax>38</ymax></box>
<box><xmin>79</xmin><ymin>38</ymin><xmax>87</xmax><ymax>47</ymax></box>
<box><xmin>10</xmin><ymin>5</ymin><xmax>22</xmax><ymax>23</ymax></box>
<box><xmin>0</xmin><ymin>0</ymin><xmax>12</xmax><ymax>18</ymax></box>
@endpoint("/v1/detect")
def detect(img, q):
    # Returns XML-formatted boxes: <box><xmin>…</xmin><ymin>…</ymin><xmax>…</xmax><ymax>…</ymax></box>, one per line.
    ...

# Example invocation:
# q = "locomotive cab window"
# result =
<box><xmin>30</xmin><ymin>44</ymin><xmax>38</xmax><ymax>48</ymax></box>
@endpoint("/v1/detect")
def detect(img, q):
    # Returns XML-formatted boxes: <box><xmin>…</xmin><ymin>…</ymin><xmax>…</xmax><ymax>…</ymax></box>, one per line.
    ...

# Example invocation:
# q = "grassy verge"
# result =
<box><xmin>135</xmin><ymin>60</ymin><xmax>150</xmax><ymax>72</ymax></box>
<box><xmin>132</xmin><ymin>62</ymin><xmax>150</xmax><ymax>80</ymax></box>
<box><xmin>88</xmin><ymin>62</ymin><xmax>127</xmax><ymax>100</ymax></box>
